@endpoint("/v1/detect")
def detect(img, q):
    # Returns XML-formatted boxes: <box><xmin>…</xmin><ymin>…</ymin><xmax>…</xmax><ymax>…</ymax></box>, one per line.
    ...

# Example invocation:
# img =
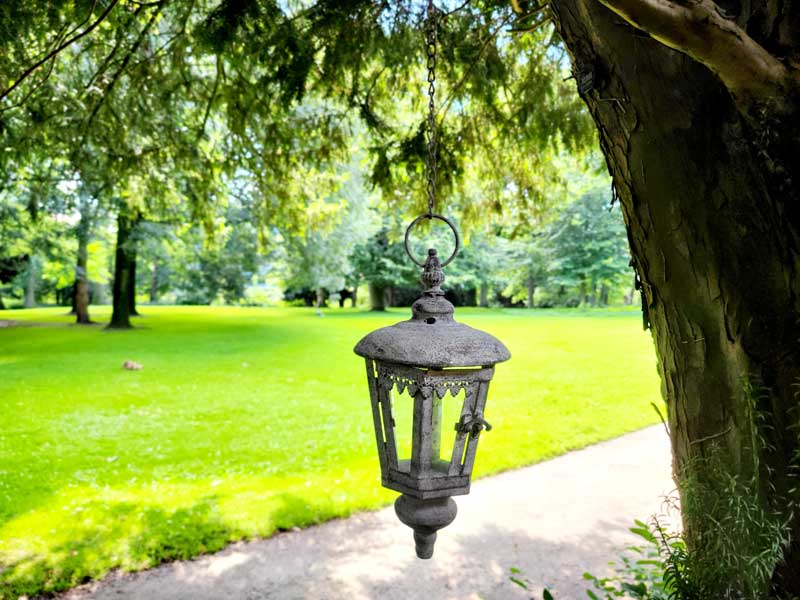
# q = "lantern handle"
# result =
<box><xmin>404</xmin><ymin>213</ymin><xmax>460</xmax><ymax>268</ymax></box>
<box><xmin>455</xmin><ymin>414</ymin><xmax>492</xmax><ymax>436</ymax></box>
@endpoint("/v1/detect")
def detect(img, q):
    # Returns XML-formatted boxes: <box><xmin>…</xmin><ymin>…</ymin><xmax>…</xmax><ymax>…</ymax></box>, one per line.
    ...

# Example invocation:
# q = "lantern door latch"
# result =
<box><xmin>455</xmin><ymin>414</ymin><xmax>492</xmax><ymax>436</ymax></box>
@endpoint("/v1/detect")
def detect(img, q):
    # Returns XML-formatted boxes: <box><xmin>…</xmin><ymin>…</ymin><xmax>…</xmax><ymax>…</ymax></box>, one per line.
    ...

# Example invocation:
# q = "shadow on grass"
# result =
<box><xmin>2</xmin><ymin>491</ymin><xmax>369</xmax><ymax>600</ymax></box>
<box><xmin>1</xmin><ymin>497</ymin><xmax>236</xmax><ymax>599</ymax></box>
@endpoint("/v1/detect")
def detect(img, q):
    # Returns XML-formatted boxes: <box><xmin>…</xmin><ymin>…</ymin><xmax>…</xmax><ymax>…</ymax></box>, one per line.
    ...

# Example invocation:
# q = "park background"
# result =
<box><xmin>7</xmin><ymin>0</ymin><xmax>795</xmax><ymax>597</ymax></box>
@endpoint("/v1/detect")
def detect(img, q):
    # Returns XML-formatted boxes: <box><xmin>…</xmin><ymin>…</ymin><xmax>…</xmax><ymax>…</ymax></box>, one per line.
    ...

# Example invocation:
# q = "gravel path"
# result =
<box><xmin>61</xmin><ymin>426</ymin><xmax>674</xmax><ymax>600</ymax></box>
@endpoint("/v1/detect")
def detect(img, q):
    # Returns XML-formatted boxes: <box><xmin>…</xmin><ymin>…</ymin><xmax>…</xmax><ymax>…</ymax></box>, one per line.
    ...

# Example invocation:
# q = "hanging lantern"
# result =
<box><xmin>354</xmin><ymin>216</ymin><xmax>510</xmax><ymax>558</ymax></box>
<box><xmin>354</xmin><ymin>1</ymin><xmax>510</xmax><ymax>558</ymax></box>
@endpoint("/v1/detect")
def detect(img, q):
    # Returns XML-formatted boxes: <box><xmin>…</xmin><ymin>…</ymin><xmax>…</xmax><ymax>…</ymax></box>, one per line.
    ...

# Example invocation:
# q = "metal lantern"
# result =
<box><xmin>354</xmin><ymin>216</ymin><xmax>510</xmax><ymax>558</ymax></box>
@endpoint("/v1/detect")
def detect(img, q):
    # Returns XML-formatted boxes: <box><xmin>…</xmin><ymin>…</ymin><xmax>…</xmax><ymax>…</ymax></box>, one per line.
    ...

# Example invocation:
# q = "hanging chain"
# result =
<box><xmin>424</xmin><ymin>0</ymin><xmax>437</xmax><ymax>217</ymax></box>
<box><xmin>404</xmin><ymin>1</ymin><xmax>461</xmax><ymax>268</ymax></box>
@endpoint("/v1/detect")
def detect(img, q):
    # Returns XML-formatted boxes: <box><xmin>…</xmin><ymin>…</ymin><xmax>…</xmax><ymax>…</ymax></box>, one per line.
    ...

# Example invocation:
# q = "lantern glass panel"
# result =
<box><xmin>437</xmin><ymin>389</ymin><xmax>465</xmax><ymax>463</ymax></box>
<box><xmin>389</xmin><ymin>385</ymin><xmax>415</xmax><ymax>464</ymax></box>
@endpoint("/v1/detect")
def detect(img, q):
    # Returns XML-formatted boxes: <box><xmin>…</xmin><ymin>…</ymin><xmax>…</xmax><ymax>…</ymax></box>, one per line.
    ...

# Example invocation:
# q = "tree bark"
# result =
<box><xmin>368</xmin><ymin>282</ymin><xmax>386</xmax><ymax>311</ymax></box>
<box><xmin>109</xmin><ymin>213</ymin><xmax>135</xmax><ymax>329</ymax></box>
<box><xmin>128</xmin><ymin>250</ymin><xmax>139</xmax><ymax>316</ymax></box>
<box><xmin>149</xmin><ymin>258</ymin><xmax>159</xmax><ymax>303</ymax></box>
<box><xmin>315</xmin><ymin>286</ymin><xmax>325</xmax><ymax>308</ymax></box>
<box><xmin>550</xmin><ymin>0</ymin><xmax>800</xmax><ymax>594</ymax></box>
<box><xmin>479</xmin><ymin>282</ymin><xmax>489</xmax><ymax>307</ymax></box>
<box><xmin>24</xmin><ymin>255</ymin><xmax>36</xmax><ymax>308</ymax></box>
<box><xmin>600</xmin><ymin>284</ymin><xmax>610</xmax><ymax>307</ymax></box>
<box><xmin>75</xmin><ymin>237</ymin><xmax>91</xmax><ymax>324</ymax></box>
<box><xmin>526</xmin><ymin>277</ymin><xmax>535</xmax><ymax>309</ymax></box>
<box><xmin>385</xmin><ymin>285</ymin><xmax>394</xmax><ymax>308</ymax></box>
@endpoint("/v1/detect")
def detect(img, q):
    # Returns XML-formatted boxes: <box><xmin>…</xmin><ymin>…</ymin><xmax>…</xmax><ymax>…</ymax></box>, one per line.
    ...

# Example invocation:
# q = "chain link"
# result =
<box><xmin>424</xmin><ymin>0</ymin><xmax>437</xmax><ymax>217</ymax></box>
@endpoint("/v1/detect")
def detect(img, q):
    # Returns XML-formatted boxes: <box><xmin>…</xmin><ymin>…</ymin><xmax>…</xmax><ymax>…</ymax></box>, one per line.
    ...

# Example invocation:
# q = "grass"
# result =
<box><xmin>0</xmin><ymin>305</ymin><xmax>662</xmax><ymax>598</ymax></box>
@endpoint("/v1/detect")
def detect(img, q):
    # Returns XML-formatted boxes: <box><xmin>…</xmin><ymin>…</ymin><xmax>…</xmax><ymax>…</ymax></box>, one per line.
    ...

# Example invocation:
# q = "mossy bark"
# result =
<box><xmin>550</xmin><ymin>0</ymin><xmax>800</xmax><ymax>594</ymax></box>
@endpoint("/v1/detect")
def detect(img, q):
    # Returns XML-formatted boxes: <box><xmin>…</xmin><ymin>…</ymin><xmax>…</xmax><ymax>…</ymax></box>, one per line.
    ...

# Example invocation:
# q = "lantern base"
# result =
<box><xmin>394</xmin><ymin>494</ymin><xmax>457</xmax><ymax>559</ymax></box>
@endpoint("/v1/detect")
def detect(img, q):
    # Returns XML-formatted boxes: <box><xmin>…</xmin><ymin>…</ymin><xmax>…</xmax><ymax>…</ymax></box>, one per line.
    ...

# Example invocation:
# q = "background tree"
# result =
<box><xmin>6</xmin><ymin>1</ymin><xmax>797</xmax><ymax>592</ymax></box>
<box><xmin>503</xmin><ymin>234</ymin><xmax>550</xmax><ymax>308</ymax></box>
<box><xmin>350</xmin><ymin>226</ymin><xmax>418</xmax><ymax>311</ymax></box>
<box><xmin>547</xmin><ymin>188</ymin><xmax>631</xmax><ymax>307</ymax></box>
<box><xmin>283</xmin><ymin>156</ymin><xmax>377</xmax><ymax>307</ymax></box>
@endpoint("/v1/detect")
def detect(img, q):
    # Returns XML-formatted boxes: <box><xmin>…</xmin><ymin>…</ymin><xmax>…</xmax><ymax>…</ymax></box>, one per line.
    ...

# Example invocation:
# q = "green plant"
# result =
<box><xmin>584</xmin><ymin>518</ymin><xmax>681</xmax><ymax>600</ymax></box>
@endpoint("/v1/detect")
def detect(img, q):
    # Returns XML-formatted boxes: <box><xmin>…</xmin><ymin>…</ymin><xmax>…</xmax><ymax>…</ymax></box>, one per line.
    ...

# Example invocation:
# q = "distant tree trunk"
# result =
<box><xmin>109</xmin><ymin>213</ymin><xmax>135</xmax><ymax>329</ymax></box>
<box><xmin>75</xmin><ymin>238</ymin><xmax>91</xmax><ymax>324</ymax></box>
<box><xmin>479</xmin><ymin>282</ymin><xmax>489</xmax><ymax>307</ymax></box>
<box><xmin>368</xmin><ymin>282</ymin><xmax>386</xmax><ymax>311</ymax></box>
<box><xmin>526</xmin><ymin>277</ymin><xmax>535</xmax><ymax>309</ymax></box>
<box><xmin>24</xmin><ymin>256</ymin><xmax>36</xmax><ymax>308</ymax></box>
<box><xmin>315</xmin><ymin>287</ymin><xmax>325</xmax><ymax>308</ymax></box>
<box><xmin>149</xmin><ymin>258</ymin><xmax>159</xmax><ymax>303</ymax></box>
<box><xmin>579</xmin><ymin>282</ymin><xmax>589</xmax><ymax>306</ymax></box>
<box><xmin>128</xmin><ymin>251</ymin><xmax>139</xmax><ymax>316</ymax></box>
<box><xmin>351</xmin><ymin>287</ymin><xmax>357</xmax><ymax>307</ymax></box>
<box><xmin>0</xmin><ymin>295</ymin><xmax>5</xmax><ymax>309</ymax></box>
<box><xmin>623</xmin><ymin>278</ymin><xmax>635</xmax><ymax>305</ymax></box>
<box><xmin>599</xmin><ymin>284</ymin><xmax>610</xmax><ymax>306</ymax></box>
<box><xmin>385</xmin><ymin>286</ymin><xmax>394</xmax><ymax>308</ymax></box>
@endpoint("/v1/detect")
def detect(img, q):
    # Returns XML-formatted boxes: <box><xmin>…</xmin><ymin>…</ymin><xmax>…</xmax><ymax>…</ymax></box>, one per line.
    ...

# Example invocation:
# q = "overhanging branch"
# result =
<box><xmin>0</xmin><ymin>0</ymin><xmax>120</xmax><ymax>105</ymax></box>
<box><xmin>594</xmin><ymin>0</ymin><xmax>797</xmax><ymax>109</ymax></box>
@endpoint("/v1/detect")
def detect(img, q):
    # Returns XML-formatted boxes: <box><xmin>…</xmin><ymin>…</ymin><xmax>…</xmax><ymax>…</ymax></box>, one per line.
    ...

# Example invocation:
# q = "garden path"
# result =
<box><xmin>61</xmin><ymin>425</ymin><xmax>674</xmax><ymax>600</ymax></box>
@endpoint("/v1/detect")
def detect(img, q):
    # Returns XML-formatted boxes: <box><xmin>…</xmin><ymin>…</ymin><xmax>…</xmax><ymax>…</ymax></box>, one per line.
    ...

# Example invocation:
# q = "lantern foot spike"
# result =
<box><xmin>394</xmin><ymin>494</ymin><xmax>457</xmax><ymax>559</ymax></box>
<box><xmin>413</xmin><ymin>530</ymin><xmax>437</xmax><ymax>559</ymax></box>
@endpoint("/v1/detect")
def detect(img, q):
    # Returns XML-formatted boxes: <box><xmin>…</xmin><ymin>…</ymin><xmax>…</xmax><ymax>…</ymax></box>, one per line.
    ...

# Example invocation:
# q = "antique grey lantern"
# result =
<box><xmin>355</xmin><ymin>217</ymin><xmax>510</xmax><ymax>559</ymax></box>
<box><xmin>354</xmin><ymin>0</ymin><xmax>510</xmax><ymax>558</ymax></box>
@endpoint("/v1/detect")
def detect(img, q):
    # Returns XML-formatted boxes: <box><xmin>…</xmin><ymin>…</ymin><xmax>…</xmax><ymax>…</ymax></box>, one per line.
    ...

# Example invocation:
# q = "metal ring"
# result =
<box><xmin>403</xmin><ymin>213</ymin><xmax>460</xmax><ymax>268</ymax></box>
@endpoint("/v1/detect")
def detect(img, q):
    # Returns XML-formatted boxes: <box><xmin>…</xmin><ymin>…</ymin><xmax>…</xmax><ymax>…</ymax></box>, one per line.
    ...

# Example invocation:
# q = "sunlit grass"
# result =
<box><xmin>0</xmin><ymin>305</ymin><xmax>661</xmax><ymax>598</ymax></box>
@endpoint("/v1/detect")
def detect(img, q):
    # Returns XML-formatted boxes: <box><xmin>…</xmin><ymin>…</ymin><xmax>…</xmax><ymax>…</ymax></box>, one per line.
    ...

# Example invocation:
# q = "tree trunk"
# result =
<box><xmin>550</xmin><ymin>1</ymin><xmax>800</xmax><ymax>595</ymax></box>
<box><xmin>128</xmin><ymin>250</ymin><xmax>139</xmax><ymax>316</ymax></box>
<box><xmin>385</xmin><ymin>286</ymin><xmax>394</xmax><ymax>308</ymax></box>
<box><xmin>600</xmin><ymin>284</ymin><xmax>610</xmax><ymax>307</ymax></box>
<box><xmin>368</xmin><ymin>282</ymin><xmax>385</xmax><ymax>311</ymax></box>
<box><xmin>109</xmin><ymin>213</ymin><xmax>135</xmax><ymax>329</ymax></box>
<box><xmin>149</xmin><ymin>258</ymin><xmax>159</xmax><ymax>303</ymax></box>
<box><xmin>315</xmin><ymin>287</ymin><xmax>325</xmax><ymax>308</ymax></box>
<box><xmin>526</xmin><ymin>277</ymin><xmax>535</xmax><ymax>309</ymax></box>
<box><xmin>24</xmin><ymin>255</ymin><xmax>36</xmax><ymax>308</ymax></box>
<box><xmin>75</xmin><ymin>237</ymin><xmax>91</xmax><ymax>324</ymax></box>
<box><xmin>0</xmin><ymin>294</ymin><xmax>5</xmax><ymax>310</ymax></box>
<box><xmin>479</xmin><ymin>282</ymin><xmax>489</xmax><ymax>307</ymax></box>
<box><xmin>351</xmin><ymin>286</ymin><xmax>357</xmax><ymax>307</ymax></box>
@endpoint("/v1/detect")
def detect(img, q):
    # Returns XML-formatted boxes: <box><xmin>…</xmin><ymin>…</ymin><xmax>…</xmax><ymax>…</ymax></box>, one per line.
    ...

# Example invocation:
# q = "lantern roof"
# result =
<box><xmin>354</xmin><ymin>249</ymin><xmax>511</xmax><ymax>368</ymax></box>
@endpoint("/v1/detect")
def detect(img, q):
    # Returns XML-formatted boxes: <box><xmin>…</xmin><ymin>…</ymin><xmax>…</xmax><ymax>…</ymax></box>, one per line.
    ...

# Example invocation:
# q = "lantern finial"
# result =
<box><xmin>421</xmin><ymin>248</ymin><xmax>445</xmax><ymax>295</ymax></box>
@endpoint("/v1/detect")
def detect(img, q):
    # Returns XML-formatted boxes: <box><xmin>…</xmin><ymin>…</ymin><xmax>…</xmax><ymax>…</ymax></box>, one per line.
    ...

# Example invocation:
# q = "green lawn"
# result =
<box><xmin>0</xmin><ymin>306</ymin><xmax>661</xmax><ymax>598</ymax></box>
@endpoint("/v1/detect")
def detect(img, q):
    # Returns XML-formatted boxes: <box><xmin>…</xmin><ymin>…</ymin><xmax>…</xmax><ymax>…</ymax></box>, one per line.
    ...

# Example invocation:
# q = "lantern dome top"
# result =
<box><xmin>354</xmin><ymin>249</ymin><xmax>510</xmax><ymax>368</ymax></box>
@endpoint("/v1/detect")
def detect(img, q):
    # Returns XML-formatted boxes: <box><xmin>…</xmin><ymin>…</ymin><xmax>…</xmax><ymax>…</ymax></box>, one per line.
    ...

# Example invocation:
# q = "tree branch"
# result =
<box><xmin>595</xmin><ymin>0</ymin><xmax>797</xmax><ymax>109</ymax></box>
<box><xmin>79</xmin><ymin>0</ymin><xmax>165</xmax><ymax>145</ymax></box>
<box><xmin>0</xmin><ymin>0</ymin><xmax>120</xmax><ymax>104</ymax></box>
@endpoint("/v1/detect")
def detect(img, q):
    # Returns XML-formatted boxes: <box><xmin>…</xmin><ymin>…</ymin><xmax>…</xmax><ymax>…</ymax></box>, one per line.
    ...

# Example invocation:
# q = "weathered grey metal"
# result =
<box><xmin>366</xmin><ymin>360</ymin><xmax>494</xmax><ymax>499</ymax></box>
<box><xmin>394</xmin><ymin>494</ymin><xmax>457</xmax><ymax>559</ymax></box>
<box><xmin>355</xmin><ymin>245</ymin><xmax>511</xmax><ymax>559</ymax></box>
<box><xmin>403</xmin><ymin>214</ymin><xmax>460</xmax><ymax>268</ymax></box>
<box><xmin>354</xmin><ymin>249</ymin><xmax>510</xmax><ymax>368</ymax></box>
